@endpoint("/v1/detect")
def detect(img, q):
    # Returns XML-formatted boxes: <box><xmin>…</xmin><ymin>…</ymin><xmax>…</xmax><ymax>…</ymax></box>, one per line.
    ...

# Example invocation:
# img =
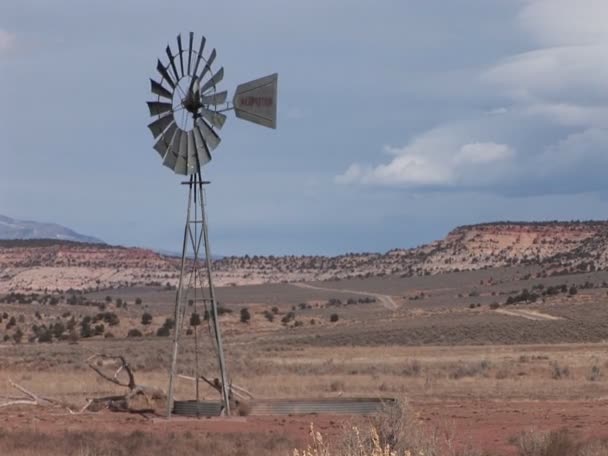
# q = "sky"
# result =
<box><xmin>2</xmin><ymin>0</ymin><xmax>608</xmax><ymax>255</ymax></box>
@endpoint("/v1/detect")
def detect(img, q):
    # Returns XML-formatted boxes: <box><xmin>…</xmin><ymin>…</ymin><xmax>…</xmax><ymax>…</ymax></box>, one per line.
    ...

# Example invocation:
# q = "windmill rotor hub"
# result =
<box><xmin>182</xmin><ymin>88</ymin><xmax>202</xmax><ymax>115</ymax></box>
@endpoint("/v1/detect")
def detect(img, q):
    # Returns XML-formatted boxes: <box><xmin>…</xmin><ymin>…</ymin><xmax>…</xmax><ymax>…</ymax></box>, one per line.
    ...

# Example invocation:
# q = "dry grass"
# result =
<box><xmin>2</xmin><ymin>341</ymin><xmax>608</xmax><ymax>404</ymax></box>
<box><xmin>0</xmin><ymin>429</ymin><xmax>293</xmax><ymax>456</ymax></box>
<box><xmin>516</xmin><ymin>429</ymin><xmax>608</xmax><ymax>456</ymax></box>
<box><xmin>295</xmin><ymin>399</ymin><xmax>494</xmax><ymax>456</ymax></box>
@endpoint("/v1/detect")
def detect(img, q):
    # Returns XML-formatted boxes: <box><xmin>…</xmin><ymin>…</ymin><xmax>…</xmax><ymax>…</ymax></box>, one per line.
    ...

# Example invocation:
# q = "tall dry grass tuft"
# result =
<box><xmin>294</xmin><ymin>399</ymin><xmax>491</xmax><ymax>456</ymax></box>
<box><xmin>516</xmin><ymin>429</ymin><xmax>608</xmax><ymax>456</ymax></box>
<box><xmin>293</xmin><ymin>423</ymin><xmax>405</xmax><ymax>456</ymax></box>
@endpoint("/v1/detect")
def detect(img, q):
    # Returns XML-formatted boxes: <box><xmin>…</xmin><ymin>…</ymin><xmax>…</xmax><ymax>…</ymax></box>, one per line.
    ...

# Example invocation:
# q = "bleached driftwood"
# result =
<box><xmin>84</xmin><ymin>354</ymin><xmax>165</xmax><ymax>414</ymax></box>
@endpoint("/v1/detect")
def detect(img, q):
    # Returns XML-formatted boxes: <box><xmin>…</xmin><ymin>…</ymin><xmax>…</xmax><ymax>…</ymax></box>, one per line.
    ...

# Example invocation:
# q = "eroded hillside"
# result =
<box><xmin>1</xmin><ymin>221</ymin><xmax>607</xmax><ymax>292</ymax></box>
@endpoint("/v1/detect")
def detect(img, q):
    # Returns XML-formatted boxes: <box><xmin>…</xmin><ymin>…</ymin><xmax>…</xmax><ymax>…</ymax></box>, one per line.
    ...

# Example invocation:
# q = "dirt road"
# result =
<box><xmin>291</xmin><ymin>282</ymin><xmax>399</xmax><ymax>310</ymax></box>
<box><xmin>495</xmin><ymin>308</ymin><xmax>562</xmax><ymax>321</ymax></box>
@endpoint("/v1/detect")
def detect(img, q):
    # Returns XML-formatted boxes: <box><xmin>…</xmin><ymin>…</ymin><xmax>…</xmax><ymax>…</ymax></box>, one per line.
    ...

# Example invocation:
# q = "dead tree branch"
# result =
<box><xmin>84</xmin><ymin>354</ymin><xmax>165</xmax><ymax>414</ymax></box>
<box><xmin>0</xmin><ymin>379</ymin><xmax>78</xmax><ymax>413</ymax></box>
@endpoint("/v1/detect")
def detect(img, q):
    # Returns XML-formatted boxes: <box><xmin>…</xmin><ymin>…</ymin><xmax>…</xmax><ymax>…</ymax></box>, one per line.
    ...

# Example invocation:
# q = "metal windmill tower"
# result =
<box><xmin>146</xmin><ymin>32</ymin><xmax>277</xmax><ymax>416</ymax></box>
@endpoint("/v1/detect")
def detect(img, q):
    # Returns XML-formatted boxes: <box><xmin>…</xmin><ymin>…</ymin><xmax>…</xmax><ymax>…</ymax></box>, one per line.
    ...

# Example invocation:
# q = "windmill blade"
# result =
<box><xmin>201</xmin><ymin>107</ymin><xmax>227</xmax><ymax>129</ymax></box>
<box><xmin>195</xmin><ymin>118</ymin><xmax>221</xmax><ymax>151</ymax></box>
<box><xmin>193</xmin><ymin>123</ymin><xmax>212</xmax><ymax>166</ymax></box>
<box><xmin>162</xmin><ymin>130</ymin><xmax>181</xmax><ymax>170</ymax></box>
<box><xmin>177</xmin><ymin>34</ymin><xmax>185</xmax><ymax>77</ymax></box>
<box><xmin>147</xmin><ymin>101</ymin><xmax>173</xmax><ymax>117</ymax></box>
<box><xmin>191</xmin><ymin>36</ymin><xmax>206</xmax><ymax>82</ymax></box>
<box><xmin>187</xmin><ymin>32</ymin><xmax>194</xmax><ymax>75</ymax></box>
<box><xmin>174</xmin><ymin>130</ymin><xmax>188</xmax><ymax>175</ymax></box>
<box><xmin>200</xmin><ymin>67</ymin><xmax>224</xmax><ymax>94</ymax></box>
<box><xmin>153</xmin><ymin>121</ymin><xmax>177</xmax><ymax>157</ymax></box>
<box><xmin>233</xmin><ymin>73</ymin><xmax>278</xmax><ymax>129</ymax></box>
<box><xmin>198</xmin><ymin>48</ymin><xmax>216</xmax><ymax>83</ymax></box>
<box><xmin>148</xmin><ymin>113</ymin><xmax>174</xmax><ymax>139</ymax></box>
<box><xmin>201</xmin><ymin>91</ymin><xmax>227</xmax><ymax>107</ymax></box>
<box><xmin>165</xmin><ymin>45</ymin><xmax>180</xmax><ymax>82</ymax></box>
<box><xmin>150</xmin><ymin>79</ymin><xmax>173</xmax><ymax>100</ymax></box>
<box><xmin>186</xmin><ymin>130</ymin><xmax>197</xmax><ymax>174</ymax></box>
<box><xmin>156</xmin><ymin>60</ymin><xmax>175</xmax><ymax>89</ymax></box>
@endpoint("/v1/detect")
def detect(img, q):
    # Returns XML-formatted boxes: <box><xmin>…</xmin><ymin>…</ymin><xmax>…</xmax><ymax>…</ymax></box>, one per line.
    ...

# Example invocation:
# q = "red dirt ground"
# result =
<box><xmin>1</xmin><ymin>400</ymin><xmax>607</xmax><ymax>455</ymax></box>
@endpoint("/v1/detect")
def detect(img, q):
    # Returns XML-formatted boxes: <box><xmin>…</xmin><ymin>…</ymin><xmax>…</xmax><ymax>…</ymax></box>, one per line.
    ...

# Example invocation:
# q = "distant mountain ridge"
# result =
<box><xmin>1</xmin><ymin>219</ymin><xmax>608</xmax><ymax>293</ymax></box>
<box><xmin>0</xmin><ymin>215</ymin><xmax>103</xmax><ymax>244</ymax></box>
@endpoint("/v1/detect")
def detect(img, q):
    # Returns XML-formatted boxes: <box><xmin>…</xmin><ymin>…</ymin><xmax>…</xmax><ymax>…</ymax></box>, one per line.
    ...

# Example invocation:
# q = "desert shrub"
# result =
<box><xmin>449</xmin><ymin>361</ymin><xmax>490</xmax><ymax>380</ymax></box>
<box><xmin>80</xmin><ymin>319</ymin><xmax>93</xmax><ymax>338</ymax></box>
<box><xmin>329</xmin><ymin>380</ymin><xmax>344</xmax><ymax>392</ymax></box>
<box><xmin>38</xmin><ymin>328</ymin><xmax>53</xmax><ymax>343</ymax></box>
<box><xmin>588</xmin><ymin>365</ymin><xmax>602</xmax><ymax>381</ymax></box>
<box><xmin>271</xmin><ymin>306</ymin><xmax>279</xmax><ymax>314</ymax></box>
<box><xmin>156</xmin><ymin>325</ymin><xmax>170</xmax><ymax>337</ymax></box>
<box><xmin>294</xmin><ymin>320</ymin><xmax>304</xmax><ymax>327</ymax></box>
<box><xmin>68</xmin><ymin>330</ymin><xmax>79</xmax><ymax>344</ymax></box>
<box><xmin>104</xmin><ymin>331</ymin><xmax>114</xmax><ymax>339</ymax></box>
<box><xmin>12</xmin><ymin>328</ymin><xmax>23</xmax><ymax>344</ymax></box>
<box><xmin>217</xmin><ymin>306</ymin><xmax>232</xmax><ymax>315</ymax></box>
<box><xmin>96</xmin><ymin>311</ymin><xmax>119</xmax><ymax>327</ymax></box>
<box><xmin>281</xmin><ymin>311</ymin><xmax>295</xmax><ymax>324</ymax></box>
<box><xmin>568</xmin><ymin>286</ymin><xmax>578</xmax><ymax>296</ymax></box>
<box><xmin>6</xmin><ymin>316</ymin><xmax>16</xmax><ymax>330</ymax></box>
<box><xmin>52</xmin><ymin>322</ymin><xmax>65</xmax><ymax>338</ymax></box>
<box><xmin>263</xmin><ymin>310</ymin><xmax>274</xmax><ymax>322</ymax></box>
<box><xmin>517</xmin><ymin>429</ymin><xmax>582</xmax><ymax>456</ymax></box>
<box><xmin>240</xmin><ymin>308</ymin><xmax>251</xmax><ymax>323</ymax></box>
<box><xmin>135</xmin><ymin>297</ymin><xmax>143</xmax><ymax>305</ymax></box>
<box><xmin>328</xmin><ymin>298</ymin><xmax>342</xmax><ymax>307</ymax></box>
<box><xmin>330</xmin><ymin>313</ymin><xmax>339</xmax><ymax>323</ymax></box>
<box><xmin>551</xmin><ymin>362</ymin><xmax>570</xmax><ymax>380</ymax></box>
<box><xmin>94</xmin><ymin>324</ymin><xmax>105</xmax><ymax>336</ymax></box>
<box><xmin>401</xmin><ymin>360</ymin><xmax>422</xmax><ymax>377</ymax></box>
<box><xmin>141</xmin><ymin>312</ymin><xmax>153</xmax><ymax>326</ymax></box>
<box><xmin>190</xmin><ymin>312</ymin><xmax>201</xmax><ymax>327</ymax></box>
<box><xmin>128</xmin><ymin>329</ymin><xmax>143</xmax><ymax>338</ymax></box>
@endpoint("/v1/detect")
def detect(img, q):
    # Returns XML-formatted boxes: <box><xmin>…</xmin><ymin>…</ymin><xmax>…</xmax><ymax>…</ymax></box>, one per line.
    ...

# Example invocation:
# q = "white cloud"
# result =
<box><xmin>337</xmin><ymin>0</ymin><xmax>608</xmax><ymax>195</ymax></box>
<box><xmin>336</xmin><ymin>130</ymin><xmax>515</xmax><ymax>188</ymax></box>
<box><xmin>0</xmin><ymin>29</ymin><xmax>15</xmax><ymax>52</ymax></box>
<box><xmin>519</xmin><ymin>0</ymin><xmax>608</xmax><ymax>46</ymax></box>
<box><xmin>454</xmin><ymin>143</ymin><xmax>515</xmax><ymax>165</ymax></box>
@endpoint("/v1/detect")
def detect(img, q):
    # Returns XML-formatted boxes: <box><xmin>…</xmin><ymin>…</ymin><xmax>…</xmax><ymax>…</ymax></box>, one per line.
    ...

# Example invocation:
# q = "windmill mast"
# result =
<box><xmin>146</xmin><ymin>32</ymin><xmax>277</xmax><ymax>418</ymax></box>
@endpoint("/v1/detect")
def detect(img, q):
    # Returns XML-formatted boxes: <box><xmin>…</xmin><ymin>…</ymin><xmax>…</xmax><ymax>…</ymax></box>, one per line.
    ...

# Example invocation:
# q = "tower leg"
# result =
<box><xmin>166</xmin><ymin>176</ymin><xmax>195</xmax><ymax>417</ymax></box>
<box><xmin>198</xmin><ymin>177</ymin><xmax>231</xmax><ymax>415</ymax></box>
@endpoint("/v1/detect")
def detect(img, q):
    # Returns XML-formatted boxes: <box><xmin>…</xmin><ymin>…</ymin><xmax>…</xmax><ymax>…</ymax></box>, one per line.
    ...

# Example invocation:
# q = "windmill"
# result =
<box><xmin>146</xmin><ymin>32</ymin><xmax>277</xmax><ymax>416</ymax></box>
